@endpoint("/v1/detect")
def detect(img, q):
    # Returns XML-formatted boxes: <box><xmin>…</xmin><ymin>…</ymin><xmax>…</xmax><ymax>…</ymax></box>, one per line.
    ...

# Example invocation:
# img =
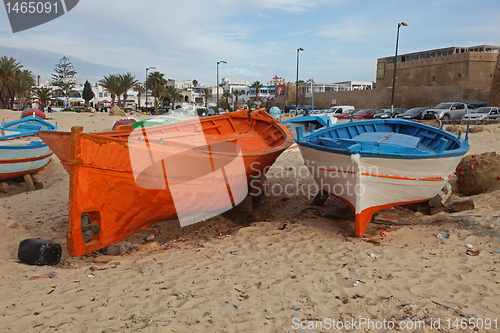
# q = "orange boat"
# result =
<box><xmin>39</xmin><ymin>109</ymin><xmax>293</xmax><ymax>256</ymax></box>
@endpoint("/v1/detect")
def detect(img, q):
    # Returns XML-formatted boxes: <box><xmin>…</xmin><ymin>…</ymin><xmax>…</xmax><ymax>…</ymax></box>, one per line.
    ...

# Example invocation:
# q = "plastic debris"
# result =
<box><xmin>370</xmin><ymin>253</ymin><xmax>378</xmax><ymax>259</ymax></box>
<box><xmin>465</xmin><ymin>244</ymin><xmax>474</xmax><ymax>249</ymax></box>
<box><xmin>380</xmin><ymin>231</ymin><xmax>389</xmax><ymax>237</ymax></box>
<box><xmin>466</xmin><ymin>249</ymin><xmax>480</xmax><ymax>256</ymax></box>
<box><xmin>18</xmin><ymin>238</ymin><xmax>62</xmax><ymax>266</ymax></box>
<box><xmin>437</xmin><ymin>233</ymin><xmax>448</xmax><ymax>239</ymax></box>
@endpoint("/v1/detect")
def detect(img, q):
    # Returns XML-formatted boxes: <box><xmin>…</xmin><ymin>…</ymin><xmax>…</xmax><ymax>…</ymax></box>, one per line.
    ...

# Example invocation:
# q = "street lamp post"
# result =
<box><xmin>296</xmin><ymin>48</ymin><xmax>303</xmax><ymax>115</ymax></box>
<box><xmin>145</xmin><ymin>66</ymin><xmax>156</xmax><ymax>113</ymax></box>
<box><xmin>217</xmin><ymin>61</ymin><xmax>227</xmax><ymax>114</ymax></box>
<box><xmin>390</xmin><ymin>22</ymin><xmax>407</xmax><ymax>118</ymax></box>
<box><xmin>307</xmin><ymin>78</ymin><xmax>315</xmax><ymax>112</ymax></box>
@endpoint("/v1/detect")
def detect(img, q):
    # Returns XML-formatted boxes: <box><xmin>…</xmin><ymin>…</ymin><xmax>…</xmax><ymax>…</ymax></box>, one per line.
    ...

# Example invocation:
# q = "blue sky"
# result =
<box><xmin>1</xmin><ymin>0</ymin><xmax>499</xmax><ymax>86</ymax></box>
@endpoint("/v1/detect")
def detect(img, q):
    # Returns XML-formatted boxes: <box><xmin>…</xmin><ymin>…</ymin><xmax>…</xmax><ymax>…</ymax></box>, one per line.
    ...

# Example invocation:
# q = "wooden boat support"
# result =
<box><xmin>249</xmin><ymin>174</ymin><xmax>268</xmax><ymax>221</ymax></box>
<box><xmin>40</xmin><ymin>110</ymin><xmax>293</xmax><ymax>256</ymax></box>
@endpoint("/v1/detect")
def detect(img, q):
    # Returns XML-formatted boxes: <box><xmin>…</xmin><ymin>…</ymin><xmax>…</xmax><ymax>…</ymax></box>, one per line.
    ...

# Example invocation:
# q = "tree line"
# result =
<box><xmin>1</xmin><ymin>54</ymin><xmax>269</xmax><ymax>113</ymax></box>
<box><xmin>0</xmin><ymin>55</ymin><xmax>94</xmax><ymax>110</ymax></box>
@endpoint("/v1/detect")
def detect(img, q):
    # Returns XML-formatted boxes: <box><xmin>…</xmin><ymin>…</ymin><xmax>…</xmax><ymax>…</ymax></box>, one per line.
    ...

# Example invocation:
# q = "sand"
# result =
<box><xmin>1</xmin><ymin>109</ymin><xmax>500</xmax><ymax>332</ymax></box>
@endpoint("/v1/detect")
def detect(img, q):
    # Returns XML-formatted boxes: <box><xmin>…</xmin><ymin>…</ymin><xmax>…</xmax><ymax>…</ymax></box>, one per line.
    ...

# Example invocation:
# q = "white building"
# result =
<box><xmin>300</xmin><ymin>81</ymin><xmax>374</xmax><ymax>94</ymax></box>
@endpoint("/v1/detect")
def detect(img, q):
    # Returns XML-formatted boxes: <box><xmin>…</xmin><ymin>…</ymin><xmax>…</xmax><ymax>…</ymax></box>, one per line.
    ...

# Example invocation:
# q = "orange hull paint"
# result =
<box><xmin>40</xmin><ymin>110</ymin><xmax>293</xmax><ymax>256</ymax></box>
<box><xmin>327</xmin><ymin>192</ymin><xmax>430</xmax><ymax>237</ymax></box>
<box><xmin>354</xmin><ymin>198</ymin><xmax>430</xmax><ymax>237</ymax></box>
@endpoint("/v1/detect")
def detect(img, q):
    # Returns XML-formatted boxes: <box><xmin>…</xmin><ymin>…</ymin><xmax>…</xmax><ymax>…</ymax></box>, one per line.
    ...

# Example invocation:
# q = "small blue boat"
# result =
<box><xmin>282</xmin><ymin>115</ymin><xmax>335</xmax><ymax>139</ymax></box>
<box><xmin>295</xmin><ymin>119</ymin><xmax>469</xmax><ymax>236</ymax></box>
<box><xmin>0</xmin><ymin>115</ymin><xmax>57</xmax><ymax>181</ymax></box>
<box><xmin>1</xmin><ymin>115</ymin><xmax>57</xmax><ymax>140</ymax></box>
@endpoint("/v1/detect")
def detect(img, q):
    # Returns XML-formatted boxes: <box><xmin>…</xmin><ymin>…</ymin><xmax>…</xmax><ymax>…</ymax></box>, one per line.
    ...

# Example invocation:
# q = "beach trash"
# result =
<box><xmin>18</xmin><ymin>238</ymin><xmax>61</xmax><ymax>266</ymax></box>
<box><xmin>437</xmin><ymin>233</ymin><xmax>448</xmax><ymax>239</ymax></box>
<box><xmin>33</xmin><ymin>180</ymin><xmax>44</xmax><ymax>190</ymax></box>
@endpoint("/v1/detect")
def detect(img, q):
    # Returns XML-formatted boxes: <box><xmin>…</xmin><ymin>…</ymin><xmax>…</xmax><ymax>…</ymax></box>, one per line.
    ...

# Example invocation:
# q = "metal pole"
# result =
<box><xmin>145</xmin><ymin>66</ymin><xmax>156</xmax><ymax>113</ymax></box>
<box><xmin>217</xmin><ymin>61</ymin><xmax>227</xmax><ymax>114</ymax></box>
<box><xmin>390</xmin><ymin>22</ymin><xmax>407</xmax><ymax>118</ymax></box>
<box><xmin>296</xmin><ymin>48</ymin><xmax>303</xmax><ymax>115</ymax></box>
<box><xmin>217</xmin><ymin>63</ymin><xmax>219</xmax><ymax>113</ymax></box>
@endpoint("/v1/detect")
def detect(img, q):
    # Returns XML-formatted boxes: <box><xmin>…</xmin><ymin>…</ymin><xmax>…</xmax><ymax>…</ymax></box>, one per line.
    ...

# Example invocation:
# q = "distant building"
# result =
<box><xmin>300</xmin><ymin>81</ymin><xmax>373</xmax><ymax>94</ymax></box>
<box><xmin>376</xmin><ymin>45</ymin><xmax>500</xmax><ymax>91</ymax></box>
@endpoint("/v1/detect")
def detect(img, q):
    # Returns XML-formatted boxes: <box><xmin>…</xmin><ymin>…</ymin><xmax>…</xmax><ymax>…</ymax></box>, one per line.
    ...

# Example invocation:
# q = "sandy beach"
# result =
<box><xmin>1</xmin><ymin>109</ymin><xmax>500</xmax><ymax>332</ymax></box>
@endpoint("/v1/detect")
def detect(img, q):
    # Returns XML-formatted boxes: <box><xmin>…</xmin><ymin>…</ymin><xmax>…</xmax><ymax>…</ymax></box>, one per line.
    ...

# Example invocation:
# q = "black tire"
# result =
<box><xmin>18</xmin><ymin>238</ymin><xmax>61</xmax><ymax>266</ymax></box>
<box><xmin>442</xmin><ymin>114</ymin><xmax>450</xmax><ymax>121</ymax></box>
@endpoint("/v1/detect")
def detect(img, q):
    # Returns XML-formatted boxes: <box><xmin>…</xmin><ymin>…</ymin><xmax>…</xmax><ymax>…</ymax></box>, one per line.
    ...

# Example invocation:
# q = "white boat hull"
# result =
<box><xmin>299</xmin><ymin>145</ymin><xmax>462</xmax><ymax>235</ymax></box>
<box><xmin>0</xmin><ymin>141</ymin><xmax>53</xmax><ymax>181</ymax></box>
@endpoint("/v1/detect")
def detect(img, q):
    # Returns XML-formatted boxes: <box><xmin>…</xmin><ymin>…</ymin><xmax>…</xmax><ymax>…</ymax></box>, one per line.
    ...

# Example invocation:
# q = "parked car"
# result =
<box><xmin>425</xmin><ymin>102</ymin><xmax>469</xmax><ymax>120</ymax></box>
<box><xmin>374</xmin><ymin>108</ymin><xmax>408</xmax><ymax>118</ymax></box>
<box><xmin>317</xmin><ymin>105</ymin><xmax>355</xmax><ymax>116</ymax></box>
<box><xmin>350</xmin><ymin>109</ymin><xmax>381</xmax><ymax>120</ymax></box>
<box><xmin>395</xmin><ymin>107</ymin><xmax>433</xmax><ymax>120</ymax></box>
<box><xmin>336</xmin><ymin>110</ymin><xmax>358</xmax><ymax>119</ymax></box>
<box><xmin>487</xmin><ymin>109</ymin><xmax>500</xmax><ymax>119</ymax></box>
<box><xmin>462</xmin><ymin>107</ymin><xmax>500</xmax><ymax>120</ymax></box>
<box><xmin>487</xmin><ymin>113</ymin><xmax>500</xmax><ymax>119</ymax></box>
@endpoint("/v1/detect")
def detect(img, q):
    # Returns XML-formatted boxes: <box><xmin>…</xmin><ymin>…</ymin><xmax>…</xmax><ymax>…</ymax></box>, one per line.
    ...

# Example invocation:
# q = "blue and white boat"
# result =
<box><xmin>0</xmin><ymin>116</ymin><xmax>57</xmax><ymax>181</ymax></box>
<box><xmin>295</xmin><ymin>119</ymin><xmax>469</xmax><ymax>236</ymax></box>
<box><xmin>282</xmin><ymin>115</ymin><xmax>335</xmax><ymax>139</ymax></box>
<box><xmin>282</xmin><ymin>115</ymin><xmax>336</xmax><ymax>151</ymax></box>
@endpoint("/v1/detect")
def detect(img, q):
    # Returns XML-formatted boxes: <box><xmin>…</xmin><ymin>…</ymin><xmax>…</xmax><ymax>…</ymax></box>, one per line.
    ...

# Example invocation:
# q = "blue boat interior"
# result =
<box><xmin>296</xmin><ymin>119</ymin><xmax>468</xmax><ymax>157</ymax></box>
<box><xmin>1</xmin><ymin>116</ymin><xmax>57</xmax><ymax>140</ymax></box>
<box><xmin>282</xmin><ymin>115</ymin><xmax>333</xmax><ymax>138</ymax></box>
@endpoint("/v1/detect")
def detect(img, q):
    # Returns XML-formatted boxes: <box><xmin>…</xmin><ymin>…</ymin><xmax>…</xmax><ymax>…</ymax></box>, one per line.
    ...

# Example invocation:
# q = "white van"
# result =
<box><xmin>318</xmin><ymin>106</ymin><xmax>355</xmax><ymax>116</ymax></box>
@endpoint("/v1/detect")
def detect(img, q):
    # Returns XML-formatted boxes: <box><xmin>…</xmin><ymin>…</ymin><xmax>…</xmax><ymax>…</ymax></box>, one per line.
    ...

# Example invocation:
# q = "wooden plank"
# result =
<box><xmin>310</xmin><ymin>189</ymin><xmax>329</xmax><ymax>206</ymax></box>
<box><xmin>23</xmin><ymin>174</ymin><xmax>36</xmax><ymax>191</ymax></box>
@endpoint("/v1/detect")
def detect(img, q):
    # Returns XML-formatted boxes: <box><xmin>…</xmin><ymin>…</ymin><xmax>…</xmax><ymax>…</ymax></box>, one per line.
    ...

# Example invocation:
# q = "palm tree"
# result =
<box><xmin>25</xmin><ymin>89</ymin><xmax>35</xmax><ymax>108</ymax></box>
<box><xmin>232</xmin><ymin>89</ymin><xmax>243</xmax><ymax>109</ymax></box>
<box><xmin>98</xmin><ymin>74</ymin><xmax>121</xmax><ymax>108</ymax></box>
<box><xmin>222</xmin><ymin>91</ymin><xmax>232</xmax><ymax>110</ymax></box>
<box><xmin>12</xmin><ymin>70</ymin><xmax>33</xmax><ymax>110</ymax></box>
<box><xmin>192</xmin><ymin>79</ymin><xmax>198</xmax><ymax>88</ymax></box>
<box><xmin>0</xmin><ymin>56</ymin><xmax>23</xmax><ymax>108</ymax></box>
<box><xmin>58</xmin><ymin>81</ymin><xmax>75</xmax><ymax>108</ymax></box>
<box><xmin>119</xmin><ymin>73</ymin><xmax>138</xmax><ymax>110</ymax></box>
<box><xmin>200</xmin><ymin>88</ymin><xmax>212</xmax><ymax>110</ymax></box>
<box><xmin>164</xmin><ymin>85</ymin><xmax>183</xmax><ymax>110</ymax></box>
<box><xmin>251</xmin><ymin>81</ymin><xmax>263</xmax><ymax>103</ymax></box>
<box><xmin>34</xmin><ymin>87</ymin><xmax>53</xmax><ymax>109</ymax></box>
<box><xmin>147</xmin><ymin>71</ymin><xmax>167</xmax><ymax>113</ymax></box>
<box><xmin>133</xmin><ymin>84</ymin><xmax>145</xmax><ymax>108</ymax></box>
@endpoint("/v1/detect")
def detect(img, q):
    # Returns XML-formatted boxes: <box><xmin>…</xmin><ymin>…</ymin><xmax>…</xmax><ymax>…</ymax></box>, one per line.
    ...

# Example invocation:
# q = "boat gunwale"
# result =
<box><xmin>40</xmin><ymin>111</ymin><xmax>294</xmax><ymax>158</ymax></box>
